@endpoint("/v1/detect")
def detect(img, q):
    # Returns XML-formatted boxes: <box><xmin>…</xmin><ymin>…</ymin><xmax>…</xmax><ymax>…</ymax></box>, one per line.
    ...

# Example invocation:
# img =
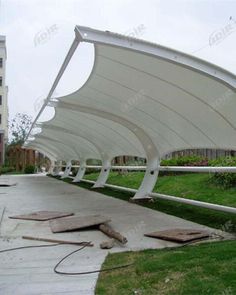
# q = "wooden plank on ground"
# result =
<box><xmin>22</xmin><ymin>235</ymin><xmax>93</xmax><ymax>246</ymax></box>
<box><xmin>144</xmin><ymin>228</ymin><xmax>210</xmax><ymax>243</ymax></box>
<box><xmin>9</xmin><ymin>211</ymin><xmax>74</xmax><ymax>221</ymax></box>
<box><xmin>50</xmin><ymin>215</ymin><xmax>111</xmax><ymax>233</ymax></box>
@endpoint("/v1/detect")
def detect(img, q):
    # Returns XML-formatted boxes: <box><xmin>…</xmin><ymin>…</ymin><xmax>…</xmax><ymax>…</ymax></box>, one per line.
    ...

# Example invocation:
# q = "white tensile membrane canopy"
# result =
<box><xmin>25</xmin><ymin>25</ymin><xmax>236</xmax><ymax>200</ymax></box>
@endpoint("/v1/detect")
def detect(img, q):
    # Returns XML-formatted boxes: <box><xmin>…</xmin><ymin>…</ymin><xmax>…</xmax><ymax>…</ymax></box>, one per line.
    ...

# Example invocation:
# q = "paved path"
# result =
<box><xmin>0</xmin><ymin>175</ymin><xmax>220</xmax><ymax>295</ymax></box>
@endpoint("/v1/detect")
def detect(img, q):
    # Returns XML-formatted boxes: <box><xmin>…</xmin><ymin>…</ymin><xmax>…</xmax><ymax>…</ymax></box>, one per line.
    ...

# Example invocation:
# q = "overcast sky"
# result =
<box><xmin>0</xmin><ymin>0</ymin><xmax>236</xmax><ymax>123</ymax></box>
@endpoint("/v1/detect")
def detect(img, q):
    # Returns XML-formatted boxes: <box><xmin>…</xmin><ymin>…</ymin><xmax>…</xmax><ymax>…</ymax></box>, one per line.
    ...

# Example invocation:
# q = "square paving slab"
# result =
<box><xmin>0</xmin><ymin>174</ymin><xmax>228</xmax><ymax>295</ymax></box>
<box><xmin>9</xmin><ymin>210</ymin><xmax>74</xmax><ymax>221</ymax></box>
<box><xmin>145</xmin><ymin>228</ymin><xmax>210</xmax><ymax>243</ymax></box>
<box><xmin>50</xmin><ymin>215</ymin><xmax>111</xmax><ymax>233</ymax></box>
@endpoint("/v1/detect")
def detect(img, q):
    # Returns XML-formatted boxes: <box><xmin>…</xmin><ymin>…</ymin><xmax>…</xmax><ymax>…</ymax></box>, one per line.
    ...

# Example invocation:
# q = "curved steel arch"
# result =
<box><xmin>55</xmin><ymin>101</ymin><xmax>160</xmax><ymax>198</ymax></box>
<box><xmin>46</xmin><ymin>106</ymin><xmax>145</xmax><ymax>158</ymax></box>
<box><xmin>26</xmin><ymin>143</ymin><xmax>57</xmax><ymax>162</ymax></box>
<box><xmin>33</xmin><ymin>137</ymin><xmax>79</xmax><ymax>161</ymax></box>
<box><xmin>37</xmin><ymin>136</ymin><xmax>81</xmax><ymax>161</ymax></box>
<box><xmin>31</xmin><ymin>142</ymin><xmax>66</xmax><ymax>162</ymax></box>
<box><xmin>39</xmin><ymin>128</ymin><xmax>101</xmax><ymax>160</ymax></box>
<box><xmin>25</xmin><ymin>25</ymin><xmax>236</xmax><ymax>200</ymax></box>
<box><xmin>42</xmin><ymin>124</ymin><xmax>103</xmax><ymax>159</ymax></box>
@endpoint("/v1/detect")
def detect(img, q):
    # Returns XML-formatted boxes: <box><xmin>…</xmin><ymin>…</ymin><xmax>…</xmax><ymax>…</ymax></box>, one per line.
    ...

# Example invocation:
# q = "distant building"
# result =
<box><xmin>0</xmin><ymin>35</ymin><xmax>8</xmax><ymax>165</ymax></box>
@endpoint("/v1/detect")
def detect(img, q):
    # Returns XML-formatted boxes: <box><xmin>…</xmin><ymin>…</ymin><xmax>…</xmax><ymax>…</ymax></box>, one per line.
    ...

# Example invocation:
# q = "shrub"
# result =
<box><xmin>24</xmin><ymin>165</ymin><xmax>36</xmax><ymax>174</ymax></box>
<box><xmin>160</xmin><ymin>156</ymin><xmax>208</xmax><ymax>176</ymax></box>
<box><xmin>209</xmin><ymin>157</ymin><xmax>236</xmax><ymax>187</ymax></box>
<box><xmin>161</xmin><ymin>155</ymin><xmax>208</xmax><ymax>166</ymax></box>
<box><xmin>0</xmin><ymin>166</ymin><xmax>15</xmax><ymax>174</ymax></box>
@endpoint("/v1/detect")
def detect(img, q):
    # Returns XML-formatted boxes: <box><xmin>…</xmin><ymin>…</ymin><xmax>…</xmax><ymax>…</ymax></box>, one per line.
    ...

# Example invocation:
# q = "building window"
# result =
<box><xmin>0</xmin><ymin>58</ymin><xmax>2</xmax><ymax>68</ymax></box>
<box><xmin>0</xmin><ymin>77</ymin><xmax>2</xmax><ymax>86</ymax></box>
<box><xmin>0</xmin><ymin>95</ymin><xmax>2</xmax><ymax>105</ymax></box>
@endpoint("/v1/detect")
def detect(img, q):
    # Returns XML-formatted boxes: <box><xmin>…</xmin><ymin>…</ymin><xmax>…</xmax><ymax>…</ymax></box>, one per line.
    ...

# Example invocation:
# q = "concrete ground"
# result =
<box><xmin>0</xmin><ymin>175</ymin><xmax>226</xmax><ymax>295</ymax></box>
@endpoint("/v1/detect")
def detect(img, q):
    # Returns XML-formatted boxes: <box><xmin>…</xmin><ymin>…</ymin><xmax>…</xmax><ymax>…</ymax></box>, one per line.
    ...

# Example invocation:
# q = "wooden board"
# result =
<box><xmin>144</xmin><ymin>228</ymin><xmax>210</xmax><ymax>243</ymax></box>
<box><xmin>22</xmin><ymin>236</ymin><xmax>93</xmax><ymax>246</ymax></box>
<box><xmin>50</xmin><ymin>215</ymin><xmax>111</xmax><ymax>233</ymax></box>
<box><xmin>9</xmin><ymin>211</ymin><xmax>74</xmax><ymax>221</ymax></box>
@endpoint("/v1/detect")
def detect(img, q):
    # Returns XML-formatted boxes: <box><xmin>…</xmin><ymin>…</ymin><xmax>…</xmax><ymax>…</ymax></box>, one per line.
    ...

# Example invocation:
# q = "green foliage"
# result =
<box><xmin>160</xmin><ymin>156</ymin><xmax>208</xmax><ymax>176</ymax></box>
<box><xmin>56</xmin><ymin>172</ymin><xmax>236</xmax><ymax>232</ymax></box>
<box><xmin>161</xmin><ymin>155</ymin><xmax>208</xmax><ymax>166</ymax></box>
<box><xmin>24</xmin><ymin>165</ymin><xmax>35</xmax><ymax>174</ymax></box>
<box><xmin>9</xmin><ymin>113</ymin><xmax>32</xmax><ymax>145</ymax></box>
<box><xmin>209</xmin><ymin>156</ymin><xmax>236</xmax><ymax>187</ymax></box>
<box><xmin>125</xmin><ymin>157</ymin><xmax>146</xmax><ymax>166</ymax></box>
<box><xmin>96</xmin><ymin>240</ymin><xmax>236</xmax><ymax>295</ymax></box>
<box><xmin>0</xmin><ymin>166</ymin><xmax>15</xmax><ymax>174</ymax></box>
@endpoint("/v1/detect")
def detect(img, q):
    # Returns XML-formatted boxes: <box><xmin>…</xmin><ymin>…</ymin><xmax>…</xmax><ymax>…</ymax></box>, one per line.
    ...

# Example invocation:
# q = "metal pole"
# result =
<box><xmin>24</xmin><ymin>37</ymin><xmax>80</xmax><ymax>143</ymax></box>
<box><xmin>54</xmin><ymin>164</ymin><xmax>236</xmax><ymax>173</ymax></box>
<box><xmin>80</xmin><ymin>179</ymin><xmax>236</xmax><ymax>214</ymax></box>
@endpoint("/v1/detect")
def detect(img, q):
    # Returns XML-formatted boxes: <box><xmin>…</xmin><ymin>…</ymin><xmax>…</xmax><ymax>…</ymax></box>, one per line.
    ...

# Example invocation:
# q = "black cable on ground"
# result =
<box><xmin>0</xmin><ymin>242</ymin><xmax>133</xmax><ymax>276</ymax></box>
<box><xmin>53</xmin><ymin>243</ymin><xmax>133</xmax><ymax>275</ymax></box>
<box><xmin>164</xmin><ymin>234</ymin><xmax>226</xmax><ymax>252</ymax></box>
<box><xmin>0</xmin><ymin>243</ymin><xmax>61</xmax><ymax>253</ymax></box>
<box><xmin>0</xmin><ymin>235</ymin><xmax>230</xmax><ymax>276</ymax></box>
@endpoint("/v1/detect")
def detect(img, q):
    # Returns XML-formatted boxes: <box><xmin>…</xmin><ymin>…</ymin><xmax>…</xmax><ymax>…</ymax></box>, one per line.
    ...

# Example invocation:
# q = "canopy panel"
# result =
<box><xmin>25</xmin><ymin>25</ymin><xmax>236</xmax><ymax>163</ymax></box>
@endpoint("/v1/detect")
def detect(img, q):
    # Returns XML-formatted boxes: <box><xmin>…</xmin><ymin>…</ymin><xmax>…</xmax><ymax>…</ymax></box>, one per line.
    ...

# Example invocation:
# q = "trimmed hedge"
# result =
<box><xmin>161</xmin><ymin>155</ymin><xmax>208</xmax><ymax>166</ymax></box>
<box><xmin>209</xmin><ymin>157</ymin><xmax>236</xmax><ymax>187</ymax></box>
<box><xmin>160</xmin><ymin>155</ymin><xmax>208</xmax><ymax>176</ymax></box>
<box><xmin>24</xmin><ymin>165</ymin><xmax>36</xmax><ymax>174</ymax></box>
<box><xmin>0</xmin><ymin>166</ymin><xmax>15</xmax><ymax>174</ymax></box>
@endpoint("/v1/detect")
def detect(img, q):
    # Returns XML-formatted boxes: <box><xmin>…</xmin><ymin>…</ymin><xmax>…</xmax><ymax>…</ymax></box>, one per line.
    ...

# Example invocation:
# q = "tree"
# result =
<box><xmin>9</xmin><ymin>113</ymin><xmax>32</xmax><ymax>145</ymax></box>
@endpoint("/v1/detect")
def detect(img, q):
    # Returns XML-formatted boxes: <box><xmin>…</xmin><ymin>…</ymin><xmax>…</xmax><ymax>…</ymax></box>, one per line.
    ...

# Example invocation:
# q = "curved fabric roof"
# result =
<box><xmin>25</xmin><ymin>25</ymin><xmax>236</xmax><ymax>163</ymax></box>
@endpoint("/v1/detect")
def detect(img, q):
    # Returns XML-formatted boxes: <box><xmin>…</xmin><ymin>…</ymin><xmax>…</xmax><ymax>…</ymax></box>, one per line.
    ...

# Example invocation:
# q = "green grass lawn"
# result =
<box><xmin>84</xmin><ymin>172</ymin><xmax>236</xmax><ymax>206</ymax></box>
<box><xmin>96</xmin><ymin>240</ymin><xmax>236</xmax><ymax>295</ymax></box>
<box><xmin>50</xmin><ymin>174</ymin><xmax>236</xmax><ymax>294</ymax></box>
<box><xmin>56</xmin><ymin>172</ymin><xmax>236</xmax><ymax>232</ymax></box>
<box><xmin>82</xmin><ymin>172</ymin><xmax>236</xmax><ymax>232</ymax></box>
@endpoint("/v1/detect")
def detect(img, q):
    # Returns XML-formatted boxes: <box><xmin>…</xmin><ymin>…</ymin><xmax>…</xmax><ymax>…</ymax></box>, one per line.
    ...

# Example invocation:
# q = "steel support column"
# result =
<box><xmin>72</xmin><ymin>159</ymin><xmax>87</xmax><ymax>182</ymax></box>
<box><xmin>53</xmin><ymin>161</ymin><xmax>62</xmax><ymax>176</ymax></box>
<box><xmin>61</xmin><ymin>160</ymin><xmax>72</xmax><ymax>178</ymax></box>
<box><xmin>132</xmin><ymin>156</ymin><xmax>160</xmax><ymax>199</ymax></box>
<box><xmin>92</xmin><ymin>158</ymin><xmax>112</xmax><ymax>188</ymax></box>
<box><xmin>56</xmin><ymin>102</ymin><xmax>160</xmax><ymax>198</ymax></box>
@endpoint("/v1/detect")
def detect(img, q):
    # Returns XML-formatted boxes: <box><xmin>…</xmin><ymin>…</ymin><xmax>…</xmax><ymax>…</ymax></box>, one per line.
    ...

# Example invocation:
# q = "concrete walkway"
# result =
<box><xmin>0</xmin><ymin>175</ymin><xmax>221</xmax><ymax>295</ymax></box>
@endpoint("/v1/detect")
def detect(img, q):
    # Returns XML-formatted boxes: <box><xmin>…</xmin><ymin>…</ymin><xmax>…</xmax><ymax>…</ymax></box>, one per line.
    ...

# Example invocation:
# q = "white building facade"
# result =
<box><xmin>0</xmin><ymin>35</ymin><xmax>8</xmax><ymax>165</ymax></box>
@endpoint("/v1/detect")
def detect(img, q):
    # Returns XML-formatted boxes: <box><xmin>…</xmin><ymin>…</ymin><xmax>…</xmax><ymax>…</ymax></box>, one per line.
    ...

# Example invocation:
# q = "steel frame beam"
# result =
<box><xmin>25</xmin><ymin>26</ymin><xmax>236</xmax><ymax>204</ymax></box>
<box><xmin>56</xmin><ymin>101</ymin><xmax>159</xmax><ymax>198</ymax></box>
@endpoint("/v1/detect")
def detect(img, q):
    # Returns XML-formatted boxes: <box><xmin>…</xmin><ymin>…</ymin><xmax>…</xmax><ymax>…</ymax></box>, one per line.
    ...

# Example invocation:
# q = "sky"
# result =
<box><xmin>0</xmin><ymin>0</ymin><xmax>236</xmax><ymax>124</ymax></box>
